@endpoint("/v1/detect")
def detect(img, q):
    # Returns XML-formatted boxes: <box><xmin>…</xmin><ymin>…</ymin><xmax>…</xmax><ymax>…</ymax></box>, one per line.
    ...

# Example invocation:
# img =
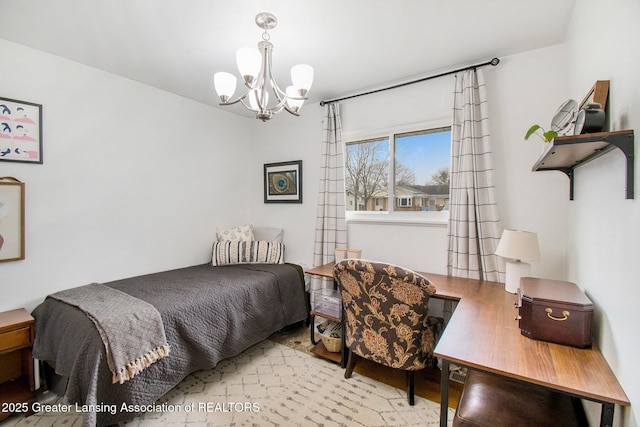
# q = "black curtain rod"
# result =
<box><xmin>319</xmin><ymin>57</ymin><xmax>500</xmax><ymax>106</ymax></box>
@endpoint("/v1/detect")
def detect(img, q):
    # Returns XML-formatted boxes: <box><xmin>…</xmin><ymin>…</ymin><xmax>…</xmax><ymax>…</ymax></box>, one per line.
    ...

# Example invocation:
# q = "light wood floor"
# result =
<box><xmin>352</xmin><ymin>356</ymin><xmax>462</xmax><ymax>409</ymax></box>
<box><xmin>270</xmin><ymin>324</ymin><xmax>463</xmax><ymax>409</ymax></box>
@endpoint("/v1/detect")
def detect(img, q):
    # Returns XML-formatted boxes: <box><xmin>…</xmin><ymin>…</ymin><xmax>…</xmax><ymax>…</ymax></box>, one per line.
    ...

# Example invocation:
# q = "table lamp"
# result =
<box><xmin>495</xmin><ymin>229</ymin><xmax>541</xmax><ymax>293</ymax></box>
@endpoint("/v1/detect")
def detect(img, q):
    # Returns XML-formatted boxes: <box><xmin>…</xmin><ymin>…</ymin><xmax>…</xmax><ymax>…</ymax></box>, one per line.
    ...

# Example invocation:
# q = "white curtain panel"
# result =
<box><xmin>447</xmin><ymin>69</ymin><xmax>504</xmax><ymax>282</ymax></box>
<box><xmin>312</xmin><ymin>103</ymin><xmax>347</xmax><ymax>290</ymax></box>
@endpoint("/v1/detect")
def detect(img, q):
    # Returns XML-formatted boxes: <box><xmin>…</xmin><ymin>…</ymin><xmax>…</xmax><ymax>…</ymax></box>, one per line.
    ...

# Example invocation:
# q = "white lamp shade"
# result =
<box><xmin>213</xmin><ymin>72</ymin><xmax>237</xmax><ymax>99</ymax></box>
<box><xmin>286</xmin><ymin>86</ymin><xmax>304</xmax><ymax>110</ymax></box>
<box><xmin>236</xmin><ymin>47</ymin><xmax>262</xmax><ymax>81</ymax></box>
<box><xmin>495</xmin><ymin>229</ymin><xmax>541</xmax><ymax>262</ymax></box>
<box><xmin>290</xmin><ymin>64</ymin><xmax>314</xmax><ymax>92</ymax></box>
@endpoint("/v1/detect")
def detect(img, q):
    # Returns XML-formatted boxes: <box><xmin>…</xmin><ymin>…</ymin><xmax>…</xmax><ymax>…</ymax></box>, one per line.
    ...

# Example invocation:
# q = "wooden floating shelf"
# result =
<box><xmin>532</xmin><ymin>130</ymin><xmax>634</xmax><ymax>200</ymax></box>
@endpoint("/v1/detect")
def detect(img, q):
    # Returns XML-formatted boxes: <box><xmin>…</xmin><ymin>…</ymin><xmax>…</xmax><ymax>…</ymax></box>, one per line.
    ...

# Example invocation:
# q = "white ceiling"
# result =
<box><xmin>0</xmin><ymin>0</ymin><xmax>576</xmax><ymax>117</ymax></box>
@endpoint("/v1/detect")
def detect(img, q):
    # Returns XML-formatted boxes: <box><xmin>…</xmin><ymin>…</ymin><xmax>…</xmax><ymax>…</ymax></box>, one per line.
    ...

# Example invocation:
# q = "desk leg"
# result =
<box><xmin>440</xmin><ymin>359</ymin><xmax>450</xmax><ymax>427</ymax></box>
<box><xmin>600</xmin><ymin>402</ymin><xmax>614</xmax><ymax>427</ymax></box>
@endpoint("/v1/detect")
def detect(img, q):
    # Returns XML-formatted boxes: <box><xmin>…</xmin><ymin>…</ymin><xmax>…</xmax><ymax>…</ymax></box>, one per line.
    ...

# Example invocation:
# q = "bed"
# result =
<box><xmin>31</xmin><ymin>261</ymin><xmax>308</xmax><ymax>426</ymax></box>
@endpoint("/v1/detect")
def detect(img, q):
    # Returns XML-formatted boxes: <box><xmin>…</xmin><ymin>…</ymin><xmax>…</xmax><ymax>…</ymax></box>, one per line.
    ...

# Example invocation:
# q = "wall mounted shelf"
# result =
<box><xmin>531</xmin><ymin>130</ymin><xmax>634</xmax><ymax>200</ymax></box>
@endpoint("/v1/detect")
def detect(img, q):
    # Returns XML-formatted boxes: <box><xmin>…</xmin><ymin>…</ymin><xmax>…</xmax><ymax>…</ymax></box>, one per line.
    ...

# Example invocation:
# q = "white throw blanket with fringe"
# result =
<box><xmin>49</xmin><ymin>283</ymin><xmax>170</xmax><ymax>384</ymax></box>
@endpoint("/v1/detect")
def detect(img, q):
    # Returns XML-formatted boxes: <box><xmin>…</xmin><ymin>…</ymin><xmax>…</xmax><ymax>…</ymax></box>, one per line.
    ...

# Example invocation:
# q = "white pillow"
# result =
<box><xmin>253</xmin><ymin>227</ymin><xmax>284</xmax><ymax>243</ymax></box>
<box><xmin>211</xmin><ymin>241</ymin><xmax>285</xmax><ymax>266</ymax></box>
<box><xmin>216</xmin><ymin>223</ymin><xmax>254</xmax><ymax>241</ymax></box>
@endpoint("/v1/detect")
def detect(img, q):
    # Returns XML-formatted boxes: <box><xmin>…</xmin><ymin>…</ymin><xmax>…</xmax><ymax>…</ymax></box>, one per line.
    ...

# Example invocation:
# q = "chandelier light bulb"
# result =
<box><xmin>285</xmin><ymin>86</ymin><xmax>304</xmax><ymax>111</ymax></box>
<box><xmin>291</xmin><ymin>64</ymin><xmax>314</xmax><ymax>95</ymax></box>
<box><xmin>213</xmin><ymin>72</ymin><xmax>237</xmax><ymax>102</ymax></box>
<box><xmin>236</xmin><ymin>48</ymin><xmax>261</xmax><ymax>85</ymax></box>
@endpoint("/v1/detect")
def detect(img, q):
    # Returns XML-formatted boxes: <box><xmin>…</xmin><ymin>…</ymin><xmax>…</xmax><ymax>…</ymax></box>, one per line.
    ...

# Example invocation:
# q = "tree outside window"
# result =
<box><xmin>345</xmin><ymin>137</ymin><xmax>389</xmax><ymax>212</ymax></box>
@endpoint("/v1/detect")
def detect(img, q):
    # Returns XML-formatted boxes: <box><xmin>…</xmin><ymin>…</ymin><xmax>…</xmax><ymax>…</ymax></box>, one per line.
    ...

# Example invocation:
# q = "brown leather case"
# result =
<box><xmin>518</xmin><ymin>278</ymin><xmax>594</xmax><ymax>348</ymax></box>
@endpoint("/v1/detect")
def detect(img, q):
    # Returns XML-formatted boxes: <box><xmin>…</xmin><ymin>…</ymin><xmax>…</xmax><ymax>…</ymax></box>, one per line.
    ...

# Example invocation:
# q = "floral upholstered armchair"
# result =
<box><xmin>333</xmin><ymin>259</ymin><xmax>444</xmax><ymax>405</ymax></box>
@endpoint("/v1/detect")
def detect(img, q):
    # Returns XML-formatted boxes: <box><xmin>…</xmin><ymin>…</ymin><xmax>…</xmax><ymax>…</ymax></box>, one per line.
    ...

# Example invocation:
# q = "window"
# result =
<box><xmin>344</xmin><ymin>137</ymin><xmax>389</xmax><ymax>212</ymax></box>
<box><xmin>345</xmin><ymin>126</ymin><xmax>451</xmax><ymax>218</ymax></box>
<box><xmin>397</xmin><ymin>196</ymin><xmax>412</xmax><ymax>207</ymax></box>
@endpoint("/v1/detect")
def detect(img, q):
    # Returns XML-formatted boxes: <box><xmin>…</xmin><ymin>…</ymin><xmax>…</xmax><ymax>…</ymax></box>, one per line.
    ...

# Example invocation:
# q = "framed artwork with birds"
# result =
<box><xmin>0</xmin><ymin>96</ymin><xmax>43</xmax><ymax>164</ymax></box>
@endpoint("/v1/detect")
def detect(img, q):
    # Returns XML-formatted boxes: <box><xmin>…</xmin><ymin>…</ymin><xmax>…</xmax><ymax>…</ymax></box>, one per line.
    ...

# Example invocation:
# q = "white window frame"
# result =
<box><xmin>343</xmin><ymin>118</ymin><xmax>450</xmax><ymax>226</ymax></box>
<box><xmin>397</xmin><ymin>196</ymin><xmax>412</xmax><ymax>207</ymax></box>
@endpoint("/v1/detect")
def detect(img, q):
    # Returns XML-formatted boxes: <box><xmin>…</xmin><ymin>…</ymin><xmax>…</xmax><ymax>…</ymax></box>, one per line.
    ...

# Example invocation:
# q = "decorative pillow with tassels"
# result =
<box><xmin>212</xmin><ymin>240</ymin><xmax>285</xmax><ymax>266</ymax></box>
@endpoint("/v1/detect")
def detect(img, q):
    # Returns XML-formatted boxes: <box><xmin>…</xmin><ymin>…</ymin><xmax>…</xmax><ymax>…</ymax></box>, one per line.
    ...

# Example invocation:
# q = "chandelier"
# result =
<box><xmin>213</xmin><ymin>13</ymin><xmax>314</xmax><ymax>122</ymax></box>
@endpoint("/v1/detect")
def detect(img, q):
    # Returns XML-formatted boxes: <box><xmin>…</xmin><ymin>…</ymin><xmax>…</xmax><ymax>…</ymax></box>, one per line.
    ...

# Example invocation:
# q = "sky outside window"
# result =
<box><xmin>395</xmin><ymin>129</ymin><xmax>451</xmax><ymax>186</ymax></box>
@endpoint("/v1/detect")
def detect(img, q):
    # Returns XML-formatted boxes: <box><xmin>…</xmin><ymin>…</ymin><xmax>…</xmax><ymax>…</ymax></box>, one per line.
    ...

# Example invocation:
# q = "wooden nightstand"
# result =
<box><xmin>0</xmin><ymin>308</ymin><xmax>35</xmax><ymax>421</ymax></box>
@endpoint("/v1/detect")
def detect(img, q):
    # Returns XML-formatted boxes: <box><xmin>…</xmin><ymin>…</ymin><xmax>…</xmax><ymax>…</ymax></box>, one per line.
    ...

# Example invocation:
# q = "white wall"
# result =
<box><xmin>0</xmin><ymin>39</ymin><xmax>253</xmax><ymax>313</ymax></box>
<box><xmin>0</xmin><ymin>36</ymin><xmax>572</xmax><ymax>295</ymax></box>
<box><xmin>489</xmin><ymin>46</ymin><xmax>571</xmax><ymax>280</ymax></box>
<box><xmin>246</xmin><ymin>106</ymin><xmax>324</xmax><ymax>270</ymax></box>
<box><xmin>246</xmin><ymin>76</ymin><xmax>456</xmax><ymax>274</ymax></box>
<box><xmin>245</xmin><ymin>42</ymin><xmax>575</xmax><ymax>358</ymax></box>
<box><xmin>253</xmin><ymin>47</ymin><xmax>571</xmax><ymax>280</ymax></box>
<box><xmin>339</xmin><ymin>75</ymin><xmax>454</xmax><ymax>274</ymax></box>
<box><xmin>565</xmin><ymin>1</ymin><xmax>640</xmax><ymax>426</ymax></box>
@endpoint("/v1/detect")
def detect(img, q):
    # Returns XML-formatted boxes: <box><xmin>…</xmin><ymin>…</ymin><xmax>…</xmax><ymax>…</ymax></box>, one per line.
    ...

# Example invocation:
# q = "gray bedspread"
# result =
<box><xmin>32</xmin><ymin>263</ymin><xmax>307</xmax><ymax>427</ymax></box>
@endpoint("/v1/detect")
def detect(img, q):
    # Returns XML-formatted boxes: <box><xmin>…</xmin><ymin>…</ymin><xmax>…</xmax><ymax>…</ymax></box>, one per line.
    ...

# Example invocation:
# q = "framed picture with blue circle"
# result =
<box><xmin>264</xmin><ymin>160</ymin><xmax>302</xmax><ymax>203</ymax></box>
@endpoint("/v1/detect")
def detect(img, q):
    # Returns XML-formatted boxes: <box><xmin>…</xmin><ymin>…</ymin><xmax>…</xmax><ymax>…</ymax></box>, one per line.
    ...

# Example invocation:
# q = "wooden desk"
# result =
<box><xmin>434</xmin><ymin>276</ymin><xmax>630</xmax><ymax>427</ymax></box>
<box><xmin>307</xmin><ymin>263</ymin><xmax>469</xmax><ymax>301</ymax></box>
<box><xmin>305</xmin><ymin>264</ymin><xmax>490</xmax><ymax>368</ymax></box>
<box><xmin>306</xmin><ymin>263</ymin><xmax>334</xmax><ymax>279</ymax></box>
<box><xmin>308</xmin><ymin>263</ymin><xmax>629</xmax><ymax>427</ymax></box>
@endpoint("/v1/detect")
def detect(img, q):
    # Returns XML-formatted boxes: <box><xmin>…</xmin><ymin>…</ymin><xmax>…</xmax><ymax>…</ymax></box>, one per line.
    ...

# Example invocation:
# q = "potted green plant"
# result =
<box><xmin>524</xmin><ymin>125</ymin><xmax>557</xmax><ymax>143</ymax></box>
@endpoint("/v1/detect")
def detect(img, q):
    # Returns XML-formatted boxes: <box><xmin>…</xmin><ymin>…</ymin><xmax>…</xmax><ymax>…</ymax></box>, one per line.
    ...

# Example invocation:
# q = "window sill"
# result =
<box><xmin>346</xmin><ymin>211</ymin><xmax>448</xmax><ymax>227</ymax></box>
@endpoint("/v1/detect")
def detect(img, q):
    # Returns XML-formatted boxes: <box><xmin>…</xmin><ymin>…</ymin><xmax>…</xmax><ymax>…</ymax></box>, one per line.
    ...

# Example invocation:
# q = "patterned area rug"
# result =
<box><xmin>269</xmin><ymin>323</ymin><xmax>316</xmax><ymax>356</ymax></box>
<box><xmin>3</xmin><ymin>338</ymin><xmax>454</xmax><ymax>426</ymax></box>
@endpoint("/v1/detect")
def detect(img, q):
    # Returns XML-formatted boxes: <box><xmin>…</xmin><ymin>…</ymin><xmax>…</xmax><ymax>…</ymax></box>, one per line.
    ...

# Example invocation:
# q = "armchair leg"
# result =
<box><xmin>344</xmin><ymin>350</ymin><xmax>357</xmax><ymax>379</ymax></box>
<box><xmin>407</xmin><ymin>370</ymin><xmax>415</xmax><ymax>405</ymax></box>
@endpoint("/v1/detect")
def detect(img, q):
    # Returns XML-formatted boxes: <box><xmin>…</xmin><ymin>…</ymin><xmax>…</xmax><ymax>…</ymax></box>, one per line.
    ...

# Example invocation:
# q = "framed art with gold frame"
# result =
<box><xmin>0</xmin><ymin>177</ymin><xmax>25</xmax><ymax>262</ymax></box>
